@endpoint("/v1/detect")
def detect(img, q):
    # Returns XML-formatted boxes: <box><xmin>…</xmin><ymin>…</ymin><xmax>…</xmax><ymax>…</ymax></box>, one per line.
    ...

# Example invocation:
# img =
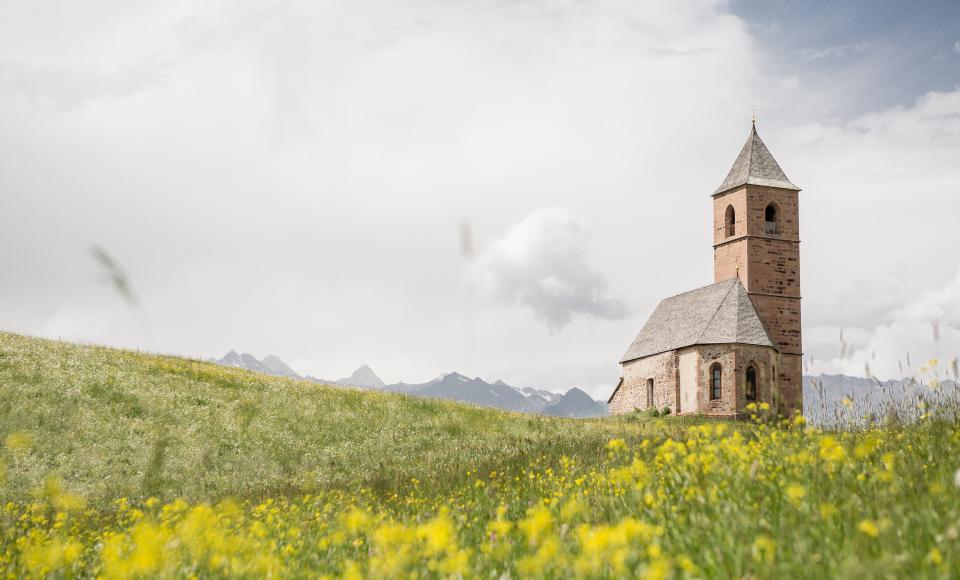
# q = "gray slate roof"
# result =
<box><xmin>713</xmin><ymin>124</ymin><xmax>800</xmax><ymax>195</ymax></box>
<box><xmin>620</xmin><ymin>278</ymin><xmax>774</xmax><ymax>363</ymax></box>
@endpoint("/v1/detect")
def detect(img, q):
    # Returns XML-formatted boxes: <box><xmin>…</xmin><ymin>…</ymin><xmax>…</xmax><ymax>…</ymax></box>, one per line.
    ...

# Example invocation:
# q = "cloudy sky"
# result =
<box><xmin>2</xmin><ymin>0</ymin><xmax>959</xmax><ymax>399</ymax></box>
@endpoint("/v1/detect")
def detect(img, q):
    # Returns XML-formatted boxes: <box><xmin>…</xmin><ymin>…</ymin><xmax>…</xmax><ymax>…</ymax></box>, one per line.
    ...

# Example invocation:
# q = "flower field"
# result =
<box><xmin>1</xmin><ymin>333</ymin><xmax>959</xmax><ymax>577</ymax></box>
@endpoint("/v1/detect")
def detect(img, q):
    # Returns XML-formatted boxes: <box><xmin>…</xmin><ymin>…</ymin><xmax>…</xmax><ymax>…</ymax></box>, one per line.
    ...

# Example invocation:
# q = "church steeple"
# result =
<box><xmin>711</xmin><ymin>121</ymin><xmax>803</xmax><ymax>414</ymax></box>
<box><xmin>713</xmin><ymin>125</ymin><xmax>800</xmax><ymax>196</ymax></box>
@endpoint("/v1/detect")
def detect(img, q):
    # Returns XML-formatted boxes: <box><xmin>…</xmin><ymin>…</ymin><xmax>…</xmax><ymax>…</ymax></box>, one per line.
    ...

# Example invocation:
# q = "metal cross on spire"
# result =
<box><xmin>751</xmin><ymin>106</ymin><xmax>757</xmax><ymax>125</ymax></box>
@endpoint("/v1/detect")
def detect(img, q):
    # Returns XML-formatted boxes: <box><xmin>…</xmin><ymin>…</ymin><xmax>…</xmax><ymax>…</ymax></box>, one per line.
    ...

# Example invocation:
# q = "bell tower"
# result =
<box><xmin>712</xmin><ymin>122</ymin><xmax>802</xmax><ymax>413</ymax></box>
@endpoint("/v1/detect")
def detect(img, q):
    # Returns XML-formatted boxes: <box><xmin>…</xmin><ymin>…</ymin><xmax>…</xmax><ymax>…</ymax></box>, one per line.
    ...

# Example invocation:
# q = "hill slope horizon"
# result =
<box><xmin>0</xmin><ymin>331</ymin><xmax>653</xmax><ymax>507</ymax></box>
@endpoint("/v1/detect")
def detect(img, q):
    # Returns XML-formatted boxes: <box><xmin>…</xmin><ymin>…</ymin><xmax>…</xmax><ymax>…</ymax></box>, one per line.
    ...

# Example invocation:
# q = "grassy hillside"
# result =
<box><xmin>0</xmin><ymin>331</ymin><xmax>666</xmax><ymax>505</ymax></box>
<box><xmin>2</xmin><ymin>331</ymin><xmax>959</xmax><ymax>578</ymax></box>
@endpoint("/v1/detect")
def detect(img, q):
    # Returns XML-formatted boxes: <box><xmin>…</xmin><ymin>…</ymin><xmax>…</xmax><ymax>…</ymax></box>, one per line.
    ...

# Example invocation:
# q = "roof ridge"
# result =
<box><xmin>746</xmin><ymin>126</ymin><xmax>759</xmax><ymax>177</ymax></box>
<box><xmin>656</xmin><ymin>278</ymin><xmax>736</xmax><ymax>302</ymax></box>
<box><xmin>692</xmin><ymin>279</ymin><xmax>738</xmax><ymax>345</ymax></box>
<box><xmin>732</xmin><ymin>282</ymin><xmax>776</xmax><ymax>346</ymax></box>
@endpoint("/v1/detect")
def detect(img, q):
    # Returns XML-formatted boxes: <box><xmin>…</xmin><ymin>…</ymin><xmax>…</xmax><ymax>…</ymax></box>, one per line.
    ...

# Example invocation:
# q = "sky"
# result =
<box><xmin>1</xmin><ymin>0</ymin><xmax>959</xmax><ymax>400</ymax></box>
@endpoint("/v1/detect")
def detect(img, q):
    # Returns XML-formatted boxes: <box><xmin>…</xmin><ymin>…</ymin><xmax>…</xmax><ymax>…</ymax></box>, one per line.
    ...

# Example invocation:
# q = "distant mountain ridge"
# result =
<box><xmin>381</xmin><ymin>372</ymin><xmax>606</xmax><ymax>417</ymax></box>
<box><xmin>216</xmin><ymin>350</ymin><xmax>300</xmax><ymax>378</ymax></box>
<box><xmin>333</xmin><ymin>364</ymin><xmax>384</xmax><ymax>389</ymax></box>
<box><xmin>212</xmin><ymin>352</ymin><xmax>607</xmax><ymax>417</ymax></box>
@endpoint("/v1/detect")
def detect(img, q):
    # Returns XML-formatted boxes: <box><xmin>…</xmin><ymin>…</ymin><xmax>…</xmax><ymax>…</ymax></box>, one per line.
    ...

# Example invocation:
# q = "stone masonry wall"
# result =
<box><xmin>713</xmin><ymin>189</ymin><xmax>749</xmax><ymax>246</ymax></box>
<box><xmin>777</xmin><ymin>353</ymin><xmax>803</xmax><ymax>416</ymax></box>
<box><xmin>692</xmin><ymin>344</ymin><xmax>779</xmax><ymax>417</ymax></box>
<box><xmin>694</xmin><ymin>345</ymin><xmax>738</xmax><ymax>416</ymax></box>
<box><xmin>746</xmin><ymin>237</ymin><xmax>800</xmax><ymax>297</ymax></box>
<box><xmin>744</xmin><ymin>186</ymin><xmax>800</xmax><ymax>240</ymax></box>
<box><xmin>610</xmin><ymin>351</ymin><xmax>677</xmax><ymax>415</ymax></box>
<box><xmin>613</xmin><ymin>345</ymin><xmax>797</xmax><ymax>417</ymax></box>
<box><xmin>713</xmin><ymin>241</ymin><xmax>748</xmax><ymax>286</ymax></box>
<box><xmin>750</xmin><ymin>294</ymin><xmax>802</xmax><ymax>355</ymax></box>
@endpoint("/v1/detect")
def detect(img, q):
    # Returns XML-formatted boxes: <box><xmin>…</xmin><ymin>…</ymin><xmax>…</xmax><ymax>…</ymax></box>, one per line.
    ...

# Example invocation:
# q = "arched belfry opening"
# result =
<box><xmin>725</xmin><ymin>205</ymin><xmax>736</xmax><ymax>237</ymax></box>
<box><xmin>764</xmin><ymin>203</ymin><xmax>779</xmax><ymax>234</ymax></box>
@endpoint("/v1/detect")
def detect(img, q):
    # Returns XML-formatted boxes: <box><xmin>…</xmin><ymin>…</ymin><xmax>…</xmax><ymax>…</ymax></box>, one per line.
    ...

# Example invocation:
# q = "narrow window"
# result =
<box><xmin>646</xmin><ymin>378</ymin><xmax>654</xmax><ymax>408</ymax></box>
<box><xmin>710</xmin><ymin>363</ymin><xmax>722</xmax><ymax>400</ymax></box>
<box><xmin>724</xmin><ymin>205</ymin><xmax>736</xmax><ymax>237</ymax></box>
<box><xmin>764</xmin><ymin>203</ymin><xmax>779</xmax><ymax>234</ymax></box>
<box><xmin>746</xmin><ymin>366</ymin><xmax>757</xmax><ymax>401</ymax></box>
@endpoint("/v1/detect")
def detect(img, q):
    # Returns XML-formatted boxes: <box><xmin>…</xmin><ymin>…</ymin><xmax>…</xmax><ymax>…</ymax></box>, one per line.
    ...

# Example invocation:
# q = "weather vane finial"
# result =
<box><xmin>751</xmin><ymin>106</ymin><xmax>757</xmax><ymax>126</ymax></box>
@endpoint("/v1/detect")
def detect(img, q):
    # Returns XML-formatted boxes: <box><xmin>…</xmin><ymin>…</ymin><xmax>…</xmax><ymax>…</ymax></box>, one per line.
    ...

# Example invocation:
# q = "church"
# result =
<box><xmin>608</xmin><ymin>122</ymin><xmax>802</xmax><ymax>418</ymax></box>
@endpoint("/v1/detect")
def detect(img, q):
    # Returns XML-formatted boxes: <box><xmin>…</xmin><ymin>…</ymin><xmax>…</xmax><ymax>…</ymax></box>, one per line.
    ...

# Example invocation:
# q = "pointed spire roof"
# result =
<box><xmin>619</xmin><ymin>278</ymin><xmax>774</xmax><ymax>363</ymax></box>
<box><xmin>713</xmin><ymin>123</ymin><xmax>799</xmax><ymax>196</ymax></box>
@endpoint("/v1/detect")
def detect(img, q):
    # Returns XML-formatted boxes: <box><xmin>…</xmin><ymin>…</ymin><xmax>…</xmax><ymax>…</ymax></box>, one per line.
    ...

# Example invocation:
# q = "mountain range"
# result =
<box><xmin>380</xmin><ymin>372</ymin><xmax>605</xmax><ymax>417</ymax></box>
<box><xmin>213</xmin><ymin>352</ymin><xmax>607</xmax><ymax>417</ymax></box>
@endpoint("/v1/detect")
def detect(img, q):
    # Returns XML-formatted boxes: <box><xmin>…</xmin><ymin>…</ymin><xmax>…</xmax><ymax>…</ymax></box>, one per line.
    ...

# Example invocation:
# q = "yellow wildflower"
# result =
<box><xmin>786</xmin><ymin>484</ymin><xmax>806</xmax><ymax>505</ymax></box>
<box><xmin>606</xmin><ymin>439</ymin><xmax>628</xmax><ymax>455</ymax></box>
<box><xmin>560</xmin><ymin>498</ymin><xmax>585</xmax><ymax>523</ymax></box>
<box><xmin>5</xmin><ymin>431</ymin><xmax>32</xmax><ymax>457</ymax></box>
<box><xmin>342</xmin><ymin>560</ymin><xmax>364</xmax><ymax>580</ymax></box>
<box><xmin>518</xmin><ymin>504</ymin><xmax>554</xmax><ymax>547</ymax></box>
<box><xmin>819</xmin><ymin>503</ymin><xmax>838</xmax><ymax>520</ymax></box>
<box><xmin>857</xmin><ymin>519</ymin><xmax>880</xmax><ymax>538</ymax></box>
<box><xmin>340</xmin><ymin>506</ymin><xmax>373</xmax><ymax>534</ymax></box>
<box><xmin>416</xmin><ymin>510</ymin><xmax>456</xmax><ymax>557</ymax></box>
<box><xmin>819</xmin><ymin>436</ymin><xmax>846</xmax><ymax>463</ymax></box>
<box><xmin>752</xmin><ymin>535</ymin><xmax>775</xmax><ymax>564</ymax></box>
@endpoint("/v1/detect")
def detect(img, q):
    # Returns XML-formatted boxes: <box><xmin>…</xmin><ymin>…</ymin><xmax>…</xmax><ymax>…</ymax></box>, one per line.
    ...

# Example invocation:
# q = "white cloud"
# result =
<box><xmin>808</xmin><ymin>268</ymin><xmax>960</xmax><ymax>380</ymax></box>
<box><xmin>469</xmin><ymin>208</ymin><xmax>627</xmax><ymax>332</ymax></box>
<box><xmin>782</xmin><ymin>86</ymin><xmax>960</xmax><ymax>381</ymax></box>
<box><xmin>0</xmin><ymin>55</ymin><xmax>173</xmax><ymax>111</ymax></box>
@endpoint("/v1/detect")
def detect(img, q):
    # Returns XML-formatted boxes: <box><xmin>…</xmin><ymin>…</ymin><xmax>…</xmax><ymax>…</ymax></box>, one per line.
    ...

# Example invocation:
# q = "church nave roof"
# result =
<box><xmin>620</xmin><ymin>277</ymin><xmax>775</xmax><ymax>363</ymax></box>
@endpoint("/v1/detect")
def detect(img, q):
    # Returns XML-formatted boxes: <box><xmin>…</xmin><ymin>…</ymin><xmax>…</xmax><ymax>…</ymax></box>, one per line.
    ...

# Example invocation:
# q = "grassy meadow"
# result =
<box><xmin>1</xmin><ymin>331</ymin><xmax>959</xmax><ymax>578</ymax></box>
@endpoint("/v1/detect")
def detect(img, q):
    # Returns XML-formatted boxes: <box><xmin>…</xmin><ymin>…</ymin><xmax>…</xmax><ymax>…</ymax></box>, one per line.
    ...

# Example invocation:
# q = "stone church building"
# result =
<box><xmin>608</xmin><ymin>123</ymin><xmax>802</xmax><ymax>417</ymax></box>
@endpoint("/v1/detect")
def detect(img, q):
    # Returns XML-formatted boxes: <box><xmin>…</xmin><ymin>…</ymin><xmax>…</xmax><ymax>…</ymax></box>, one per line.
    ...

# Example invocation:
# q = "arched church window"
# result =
<box><xmin>725</xmin><ymin>205</ymin><xmax>736</xmax><ymax>237</ymax></box>
<box><xmin>710</xmin><ymin>363</ymin><xmax>722</xmax><ymax>400</ymax></box>
<box><xmin>746</xmin><ymin>366</ymin><xmax>757</xmax><ymax>401</ymax></box>
<box><xmin>764</xmin><ymin>203</ymin><xmax>779</xmax><ymax>235</ymax></box>
<box><xmin>646</xmin><ymin>378</ymin><xmax>654</xmax><ymax>408</ymax></box>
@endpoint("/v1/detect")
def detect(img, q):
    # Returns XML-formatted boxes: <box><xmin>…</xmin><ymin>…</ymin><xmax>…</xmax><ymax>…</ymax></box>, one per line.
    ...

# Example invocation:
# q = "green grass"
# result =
<box><xmin>3</xmin><ymin>331</ymin><xmax>959</xmax><ymax>578</ymax></box>
<box><xmin>0</xmin><ymin>331</ymin><xmax>697</xmax><ymax>506</ymax></box>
